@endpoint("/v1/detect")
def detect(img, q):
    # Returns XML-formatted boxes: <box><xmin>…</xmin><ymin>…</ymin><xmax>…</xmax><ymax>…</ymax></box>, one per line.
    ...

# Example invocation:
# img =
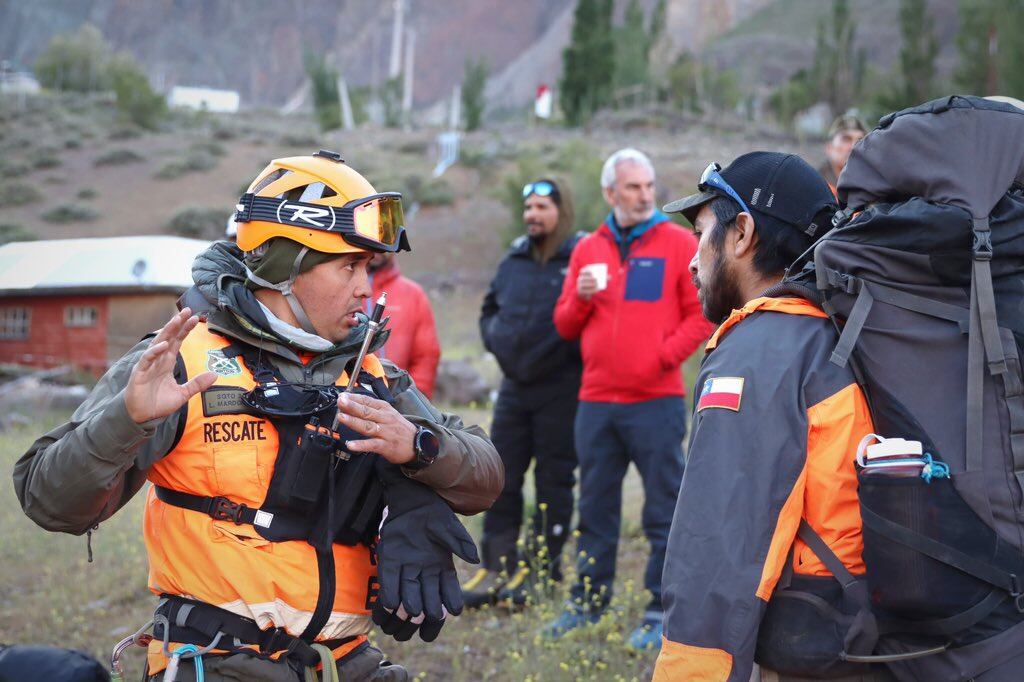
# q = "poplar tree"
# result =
<box><xmin>462</xmin><ymin>57</ymin><xmax>488</xmax><ymax>131</ymax></box>
<box><xmin>613</xmin><ymin>0</ymin><xmax>649</xmax><ymax>93</ymax></box>
<box><xmin>560</xmin><ymin>0</ymin><xmax>614</xmax><ymax>126</ymax></box>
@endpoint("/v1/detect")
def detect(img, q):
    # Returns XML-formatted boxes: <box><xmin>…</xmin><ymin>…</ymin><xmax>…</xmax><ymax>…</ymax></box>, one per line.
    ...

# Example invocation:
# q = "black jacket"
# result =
<box><xmin>480</xmin><ymin>232</ymin><xmax>584</xmax><ymax>387</ymax></box>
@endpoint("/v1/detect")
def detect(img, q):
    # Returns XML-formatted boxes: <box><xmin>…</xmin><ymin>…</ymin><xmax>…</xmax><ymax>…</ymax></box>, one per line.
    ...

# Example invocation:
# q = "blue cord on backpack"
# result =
<box><xmin>921</xmin><ymin>453</ymin><xmax>950</xmax><ymax>483</ymax></box>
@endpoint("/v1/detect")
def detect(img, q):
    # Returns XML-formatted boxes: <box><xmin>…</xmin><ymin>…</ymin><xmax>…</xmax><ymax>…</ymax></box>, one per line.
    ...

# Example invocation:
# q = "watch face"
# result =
<box><xmin>417</xmin><ymin>427</ymin><xmax>440</xmax><ymax>461</ymax></box>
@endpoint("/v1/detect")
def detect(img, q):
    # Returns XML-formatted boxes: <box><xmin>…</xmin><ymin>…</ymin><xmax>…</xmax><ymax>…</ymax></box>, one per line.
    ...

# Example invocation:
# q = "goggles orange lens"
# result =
<box><xmin>351</xmin><ymin>194</ymin><xmax>403</xmax><ymax>246</ymax></box>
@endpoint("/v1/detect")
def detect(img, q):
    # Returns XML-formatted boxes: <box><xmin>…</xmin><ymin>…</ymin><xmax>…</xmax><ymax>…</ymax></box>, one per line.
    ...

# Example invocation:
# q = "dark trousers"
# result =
<box><xmin>570</xmin><ymin>397</ymin><xmax>686</xmax><ymax>614</ymax></box>
<box><xmin>480</xmin><ymin>380</ymin><xmax>579</xmax><ymax>578</ymax></box>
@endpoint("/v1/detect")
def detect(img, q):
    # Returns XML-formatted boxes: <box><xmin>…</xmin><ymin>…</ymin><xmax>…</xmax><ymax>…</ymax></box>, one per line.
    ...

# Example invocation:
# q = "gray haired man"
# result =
<box><xmin>546</xmin><ymin>148</ymin><xmax>713</xmax><ymax>650</ymax></box>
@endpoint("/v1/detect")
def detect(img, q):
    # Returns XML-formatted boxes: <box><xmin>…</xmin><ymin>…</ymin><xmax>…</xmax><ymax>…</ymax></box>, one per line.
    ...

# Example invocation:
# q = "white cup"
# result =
<box><xmin>582</xmin><ymin>263</ymin><xmax>608</xmax><ymax>291</ymax></box>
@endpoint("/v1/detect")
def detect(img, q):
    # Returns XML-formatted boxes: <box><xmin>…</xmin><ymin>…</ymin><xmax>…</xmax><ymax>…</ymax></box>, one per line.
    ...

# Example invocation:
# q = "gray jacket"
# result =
<box><xmin>13</xmin><ymin>242</ymin><xmax>503</xmax><ymax>535</ymax></box>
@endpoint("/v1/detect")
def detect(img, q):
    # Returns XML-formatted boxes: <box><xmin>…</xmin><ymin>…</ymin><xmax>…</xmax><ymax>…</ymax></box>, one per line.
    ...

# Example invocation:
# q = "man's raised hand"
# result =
<box><xmin>125</xmin><ymin>308</ymin><xmax>217</xmax><ymax>424</ymax></box>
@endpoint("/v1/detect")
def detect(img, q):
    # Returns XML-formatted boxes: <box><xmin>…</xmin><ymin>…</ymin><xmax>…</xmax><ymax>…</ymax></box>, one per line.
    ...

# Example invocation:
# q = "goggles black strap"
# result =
<box><xmin>235</xmin><ymin>194</ymin><xmax>356</xmax><ymax>234</ymax></box>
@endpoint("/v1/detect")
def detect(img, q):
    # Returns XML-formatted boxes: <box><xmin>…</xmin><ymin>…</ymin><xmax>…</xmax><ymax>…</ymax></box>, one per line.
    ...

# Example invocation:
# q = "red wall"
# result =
<box><xmin>0</xmin><ymin>295</ymin><xmax>110</xmax><ymax>374</ymax></box>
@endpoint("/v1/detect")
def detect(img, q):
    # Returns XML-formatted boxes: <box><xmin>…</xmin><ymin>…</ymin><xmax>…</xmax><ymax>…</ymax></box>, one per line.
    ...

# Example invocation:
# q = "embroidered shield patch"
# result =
<box><xmin>206</xmin><ymin>349</ymin><xmax>242</xmax><ymax>377</ymax></box>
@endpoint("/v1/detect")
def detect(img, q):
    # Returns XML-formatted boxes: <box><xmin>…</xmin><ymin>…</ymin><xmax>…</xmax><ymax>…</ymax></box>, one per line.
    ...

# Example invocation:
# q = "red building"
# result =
<box><xmin>0</xmin><ymin>236</ymin><xmax>210</xmax><ymax>375</ymax></box>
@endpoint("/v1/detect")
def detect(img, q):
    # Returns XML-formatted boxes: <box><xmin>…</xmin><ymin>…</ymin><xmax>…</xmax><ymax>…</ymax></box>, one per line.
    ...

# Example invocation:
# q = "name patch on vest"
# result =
<box><xmin>202</xmin><ymin>387</ymin><xmax>253</xmax><ymax>417</ymax></box>
<box><xmin>203</xmin><ymin>419</ymin><xmax>268</xmax><ymax>443</ymax></box>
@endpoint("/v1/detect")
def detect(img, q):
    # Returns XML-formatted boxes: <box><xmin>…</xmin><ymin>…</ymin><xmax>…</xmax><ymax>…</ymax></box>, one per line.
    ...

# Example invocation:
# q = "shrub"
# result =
<box><xmin>0</xmin><ymin>182</ymin><xmax>43</xmax><ymax>209</ymax></box>
<box><xmin>106</xmin><ymin>53</ymin><xmax>166</xmax><ymax>130</ymax></box>
<box><xmin>77</xmin><ymin>188</ymin><xmax>98</xmax><ymax>200</ymax></box>
<box><xmin>94</xmin><ymin>148</ymin><xmax>144</xmax><ymax>166</ymax></box>
<box><xmin>29</xmin><ymin>148</ymin><xmax>62</xmax><ymax>170</ymax></box>
<box><xmin>167</xmin><ymin>206</ymin><xmax>229</xmax><ymax>239</ymax></box>
<box><xmin>0</xmin><ymin>224</ymin><xmax>37</xmax><ymax>245</ymax></box>
<box><xmin>34</xmin><ymin>24</ymin><xmax>111</xmax><ymax>93</ymax></box>
<box><xmin>280</xmin><ymin>132</ymin><xmax>319</xmax><ymax>147</ymax></box>
<box><xmin>154</xmin><ymin>151</ymin><xmax>218</xmax><ymax>180</ymax></box>
<box><xmin>398</xmin><ymin>139</ymin><xmax>430</xmax><ymax>155</ymax></box>
<box><xmin>42</xmin><ymin>204</ymin><xmax>99</xmax><ymax>223</ymax></box>
<box><xmin>188</xmin><ymin>140</ymin><xmax>225</xmax><ymax>157</ymax></box>
<box><xmin>211</xmin><ymin>125</ymin><xmax>238</xmax><ymax>141</ymax></box>
<box><xmin>108</xmin><ymin>125</ymin><xmax>143</xmax><ymax>141</ymax></box>
<box><xmin>418</xmin><ymin>178</ymin><xmax>456</xmax><ymax>206</ymax></box>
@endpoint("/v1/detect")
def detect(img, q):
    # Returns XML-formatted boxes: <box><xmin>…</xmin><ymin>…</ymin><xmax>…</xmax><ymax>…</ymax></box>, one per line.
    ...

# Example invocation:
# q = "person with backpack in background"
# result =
<box><xmin>818</xmin><ymin>112</ymin><xmax>868</xmax><ymax>197</ymax></box>
<box><xmin>465</xmin><ymin>177</ymin><xmax>584</xmax><ymax>609</ymax></box>
<box><xmin>652</xmin><ymin>152</ymin><xmax>887</xmax><ymax>682</ymax></box>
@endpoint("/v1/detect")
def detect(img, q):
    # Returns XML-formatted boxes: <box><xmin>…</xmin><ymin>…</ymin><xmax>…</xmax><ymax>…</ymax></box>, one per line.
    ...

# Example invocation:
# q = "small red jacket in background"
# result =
<box><xmin>554</xmin><ymin>219</ymin><xmax>713</xmax><ymax>404</ymax></box>
<box><xmin>369</xmin><ymin>261</ymin><xmax>441</xmax><ymax>398</ymax></box>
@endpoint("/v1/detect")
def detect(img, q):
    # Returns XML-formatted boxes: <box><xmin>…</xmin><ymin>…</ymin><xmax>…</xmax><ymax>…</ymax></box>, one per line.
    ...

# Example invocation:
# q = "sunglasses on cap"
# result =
<box><xmin>699</xmin><ymin>162</ymin><xmax>751</xmax><ymax>215</ymax></box>
<box><xmin>234</xmin><ymin>191</ymin><xmax>410</xmax><ymax>253</ymax></box>
<box><xmin>522</xmin><ymin>181</ymin><xmax>559</xmax><ymax>200</ymax></box>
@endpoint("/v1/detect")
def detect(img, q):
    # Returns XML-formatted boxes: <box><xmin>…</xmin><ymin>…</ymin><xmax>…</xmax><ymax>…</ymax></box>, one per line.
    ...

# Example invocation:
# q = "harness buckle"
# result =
<box><xmin>211</xmin><ymin>497</ymin><xmax>246</xmax><ymax>524</ymax></box>
<box><xmin>258</xmin><ymin>626</ymin><xmax>295</xmax><ymax>654</ymax></box>
<box><xmin>973</xmin><ymin>228</ymin><xmax>993</xmax><ymax>261</ymax></box>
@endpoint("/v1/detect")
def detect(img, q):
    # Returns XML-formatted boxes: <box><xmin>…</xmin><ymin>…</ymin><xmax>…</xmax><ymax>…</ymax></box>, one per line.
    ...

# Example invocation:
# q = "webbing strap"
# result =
<box><xmin>860</xmin><ymin>505</ymin><xmax>1021</xmax><ymax>596</ymax></box>
<box><xmin>830</xmin><ymin>280</ymin><xmax>874</xmax><ymax>369</ymax></box>
<box><xmin>877</xmin><ymin>589</ymin><xmax>1006</xmax><ymax>637</ymax></box>
<box><xmin>972</xmin><ymin>217</ymin><xmax>1006</xmax><ymax>376</ymax></box>
<box><xmin>797</xmin><ymin>520</ymin><xmax>860</xmax><ymax>591</ymax></box>
<box><xmin>966</xmin><ymin>280</ymin><xmax>986</xmax><ymax>472</ymax></box>
<box><xmin>1002</xmin><ymin>353</ymin><xmax>1024</xmax><ymax>496</ymax></box>
<box><xmin>863</xmin><ymin>281</ymin><xmax>969</xmax><ymax>326</ymax></box>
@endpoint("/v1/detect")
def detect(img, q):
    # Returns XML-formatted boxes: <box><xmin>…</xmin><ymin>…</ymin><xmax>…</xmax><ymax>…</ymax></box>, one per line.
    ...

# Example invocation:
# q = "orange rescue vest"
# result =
<box><xmin>144</xmin><ymin>322</ymin><xmax>384</xmax><ymax>669</ymax></box>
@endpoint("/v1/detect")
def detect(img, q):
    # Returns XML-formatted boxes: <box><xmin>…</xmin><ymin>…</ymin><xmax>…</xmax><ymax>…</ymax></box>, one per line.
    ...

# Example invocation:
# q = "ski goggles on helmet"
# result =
<box><xmin>522</xmin><ymin>181</ymin><xmax>559</xmax><ymax>200</ymax></box>
<box><xmin>699</xmin><ymin>162</ymin><xmax>751</xmax><ymax>215</ymax></box>
<box><xmin>234</xmin><ymin>191</ymin><xmax>411</xmax><ymax>253</ymax></box>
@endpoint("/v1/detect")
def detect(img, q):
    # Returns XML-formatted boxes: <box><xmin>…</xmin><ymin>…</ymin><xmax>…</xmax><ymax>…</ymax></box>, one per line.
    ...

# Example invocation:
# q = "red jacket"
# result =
<box><xmin>554</xmin><ymin>218</ymin><xmax>713</xmax><ymax>403</ymax></box>
<box><xmin>369</xmin><ymin>261</ymin><xmax>441</xmax><ymax>398</ymax></box>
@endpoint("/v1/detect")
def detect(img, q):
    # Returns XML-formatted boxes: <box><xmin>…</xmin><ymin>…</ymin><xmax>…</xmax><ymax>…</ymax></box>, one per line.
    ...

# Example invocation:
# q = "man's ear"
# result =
<box><xmin>602</xmin><ymin>185</ymin><xmax>615</xmax><ymax>207</ymax></box>
<box><xmin>732</xmin><ymin>212</ymin><xmax>758</xmax><ymax>259</ymax></box>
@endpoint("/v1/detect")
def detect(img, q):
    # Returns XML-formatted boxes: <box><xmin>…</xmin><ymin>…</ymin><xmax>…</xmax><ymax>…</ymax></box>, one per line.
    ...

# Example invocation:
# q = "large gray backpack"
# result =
<box><xmin>786</xmin><ymin>96</ymin><xmax>1024</xmax><ymax>679</ymax></box>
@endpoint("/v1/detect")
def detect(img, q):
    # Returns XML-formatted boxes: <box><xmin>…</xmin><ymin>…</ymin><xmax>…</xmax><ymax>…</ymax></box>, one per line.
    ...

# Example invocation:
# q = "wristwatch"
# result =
<box><xmin>406</xmin><ymin>426</ymin><xmax>440</xmax><ymax>471</ymax></box>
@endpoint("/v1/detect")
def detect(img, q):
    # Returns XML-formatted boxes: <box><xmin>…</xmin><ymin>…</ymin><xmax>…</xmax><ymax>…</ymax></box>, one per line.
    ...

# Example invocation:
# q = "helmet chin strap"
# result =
<box><xmin>245</xmin><ymin>246</ymin><xmax>320</xmax><ymax>336</ymax></box>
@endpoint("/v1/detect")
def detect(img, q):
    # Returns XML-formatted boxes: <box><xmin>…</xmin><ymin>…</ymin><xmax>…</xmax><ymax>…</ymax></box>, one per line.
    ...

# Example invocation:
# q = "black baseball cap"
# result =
<box><xmin>664</xmin><ymin>152</ymin><xmax>838</xmax><ymax>242</ymax></box>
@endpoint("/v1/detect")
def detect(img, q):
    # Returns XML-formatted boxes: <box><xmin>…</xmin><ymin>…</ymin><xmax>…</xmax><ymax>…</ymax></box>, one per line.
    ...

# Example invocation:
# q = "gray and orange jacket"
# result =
<box><xmin>654</xmin><ymin>296</ymin><xmax>873</xmax><ymax>681</ymax></box>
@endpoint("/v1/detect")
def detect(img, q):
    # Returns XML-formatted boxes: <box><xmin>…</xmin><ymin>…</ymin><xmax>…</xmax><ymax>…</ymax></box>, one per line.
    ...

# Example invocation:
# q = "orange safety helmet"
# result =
<box><xmin>235</xmin><ymin>150</ymin><xmax>410</xmax><ymax>255</ymax></box>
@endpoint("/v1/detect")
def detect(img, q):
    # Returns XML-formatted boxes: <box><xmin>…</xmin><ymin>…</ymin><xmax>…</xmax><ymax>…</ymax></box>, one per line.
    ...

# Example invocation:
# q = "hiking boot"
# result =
<box><xmin>541</xmin><ymin>607</ymin><xmax>602</xmax><ymax>640</ymax></box>
<box><xmin>496</xmin><ymin>566</ymin><xmax>532</xmax><ymax>606</ymax></box>
<box><xmin>626</xmin><ymin>612</ymin><xmax>664</xmax><ymax>652</ymax></box>
<box><xmin>461</xmin><ymin>568</ymin><xmax>506</xmax><ymax>610</ymax></box>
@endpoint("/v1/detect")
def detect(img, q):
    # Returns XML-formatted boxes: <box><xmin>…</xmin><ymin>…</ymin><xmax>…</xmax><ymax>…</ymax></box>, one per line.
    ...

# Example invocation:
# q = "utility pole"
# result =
<box><xmin>449</xmin><ymin>84</ymin><xmax>461</xmax><ymax>130</ymax></box>
<box><xmin>401</xmin><ymin>28</ymin><xmax>415</xmax><ymax>130</ymax></box>
<box><xmin>389</xmin><ymin>0</ymin><xmax>405</xmax><ymax>80</ymax></box>
<box><xmin>338</xmin><ymin>77</ymin><xmax>355</xmax><ymax>130</ymax></box>
<box><xmin>986</xmin><ymin>24</ymin><xmax>999</xmax><ymax>95</ymax></box>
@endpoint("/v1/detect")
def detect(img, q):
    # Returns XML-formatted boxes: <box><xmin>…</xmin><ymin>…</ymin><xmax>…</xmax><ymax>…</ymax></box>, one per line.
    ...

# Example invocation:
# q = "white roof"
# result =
<box><xmin>0</xmin><ymin>236</ymin><xmax>210</xmax><ymax>293</ymax></box>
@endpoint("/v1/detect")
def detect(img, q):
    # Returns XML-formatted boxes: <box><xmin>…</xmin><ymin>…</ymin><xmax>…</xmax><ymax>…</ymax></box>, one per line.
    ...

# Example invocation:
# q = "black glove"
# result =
<box><xmin>372</xmin><ymin>462</ymin><xmax>480</xmax><ymax>642</ymax></box>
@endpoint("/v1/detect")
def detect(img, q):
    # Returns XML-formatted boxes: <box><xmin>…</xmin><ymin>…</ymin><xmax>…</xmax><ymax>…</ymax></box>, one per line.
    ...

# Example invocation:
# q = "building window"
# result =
<box><xmin>64</xmin><ymin>306</ymin><xmax>98</xmax><ymax>328</ymax></box>
<box><xmin>0</xmin><ymin>307</ymin><xmax>30</xmax><ymax>339</ymax></box>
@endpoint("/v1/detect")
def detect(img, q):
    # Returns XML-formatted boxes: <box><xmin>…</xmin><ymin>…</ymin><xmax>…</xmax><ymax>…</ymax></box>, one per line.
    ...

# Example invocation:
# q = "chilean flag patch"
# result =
<box><xmin>697</xmin><ymin>377</ymin><xmax>745</xmax><ymax>412</ymax></box>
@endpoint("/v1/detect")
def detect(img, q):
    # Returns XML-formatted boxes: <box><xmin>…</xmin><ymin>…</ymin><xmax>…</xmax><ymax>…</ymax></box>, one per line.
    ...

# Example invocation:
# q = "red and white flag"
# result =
<box><xmin>697</xmin><ymin>377</ymin><xmax>745</xmax><ymax>412</ymax></box>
